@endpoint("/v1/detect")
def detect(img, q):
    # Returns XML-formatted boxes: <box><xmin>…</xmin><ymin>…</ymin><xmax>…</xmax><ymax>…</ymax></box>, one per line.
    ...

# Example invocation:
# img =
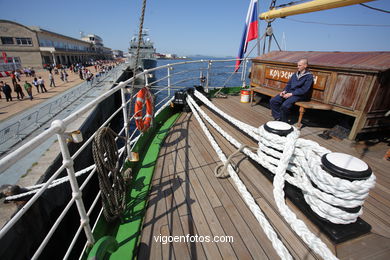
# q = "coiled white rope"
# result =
<box><xmin>187</xmin><ymin>95</ymin><xmax>339</xmax><ymax>259</ymax></box>
<box><xmin>188</xmin><ymin>92</ymin><xmax>375</xmax><ymax>259</ymax></box>
<box><xmin>186</xmin><ymin>96</ymin><xmax>293</xmax><ymax>260</ymax></box>
<box><xmin>194</xmin><ymin>89</ymin><xmax>375</xmax><ymax>224</ymax></box>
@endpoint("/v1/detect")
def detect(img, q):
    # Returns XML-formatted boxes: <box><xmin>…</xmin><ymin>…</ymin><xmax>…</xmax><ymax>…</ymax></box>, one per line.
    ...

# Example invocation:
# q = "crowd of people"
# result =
<box><xmin>0</xmin><ymin>60</ymin><xmax>121</xmax><ymax>103</ymax></box>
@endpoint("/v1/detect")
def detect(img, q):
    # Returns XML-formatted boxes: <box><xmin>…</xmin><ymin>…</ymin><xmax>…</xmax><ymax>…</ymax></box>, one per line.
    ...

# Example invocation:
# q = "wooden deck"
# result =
<box><xmin>138</xmin><ymin>94</ymin><xmax>390</xmax><ymax>259</ymax></box>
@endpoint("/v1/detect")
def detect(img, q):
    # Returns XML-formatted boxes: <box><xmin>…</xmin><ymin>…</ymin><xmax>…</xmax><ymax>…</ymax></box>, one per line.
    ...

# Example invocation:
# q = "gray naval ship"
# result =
<box><xmin>128</xmin><ymin>30</ymin><xmax>157</xmax><ymax>84</ymax></box>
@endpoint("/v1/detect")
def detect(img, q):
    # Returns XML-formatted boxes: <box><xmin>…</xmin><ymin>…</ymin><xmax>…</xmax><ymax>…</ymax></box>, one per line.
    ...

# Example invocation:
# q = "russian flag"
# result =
<box><xmin>235</xmin><ymin>0</ymin><xmax>258</xmax><ymax>72</ymax></box>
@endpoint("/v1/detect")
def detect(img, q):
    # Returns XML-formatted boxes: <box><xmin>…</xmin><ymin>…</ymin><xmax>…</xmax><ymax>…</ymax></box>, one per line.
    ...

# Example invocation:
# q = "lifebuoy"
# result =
<box><xmin>134</xmin><ymin>87</ymin><xmax>153</xmax><ymax>132</ymax></box>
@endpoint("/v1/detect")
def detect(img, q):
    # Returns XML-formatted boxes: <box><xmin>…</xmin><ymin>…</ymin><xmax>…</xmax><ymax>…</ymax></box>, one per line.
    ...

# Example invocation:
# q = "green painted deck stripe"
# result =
<box><xmin>110</xmin><ymin>112</ymin><xmax>180</xmax><ymax>259</ymax></box>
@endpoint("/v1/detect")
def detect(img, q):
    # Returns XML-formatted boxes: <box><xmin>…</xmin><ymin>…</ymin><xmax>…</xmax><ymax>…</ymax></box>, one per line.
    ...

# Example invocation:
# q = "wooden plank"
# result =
<box><xmin>214</xmin><ymin>206</ymin><xmax>253</xmax><ymax>259</ymax></box>
<box><xmin>187</xmin><ymin>119</ymin><xmax>272</xmax><ymax>259</ymax></box>
<box><xmin>138</xmin><ymin>138</ymin><xmax>171</xmax><ymax>259</ymax></box>
<box><xmin>361</xmin><ymin>207</ymin><xmax>390</xmax><ymax>238</ymax></box>
<box><xmin>180</xmin><ymin>214</ymin><xmax>207</xmax><ymax>260</ymax></box>
<box><xmin>256</xmin><ymin>197</ymin><xmax>320</xmax><ymax>260</ymax></box>
<box><xmin>160</xmin><ymin>224</ymin><xmax>175</xmax><ymax>260</ymax></box>
<box><xmin>164</xmin><ymin>187</ymin><xmax>191</xmax><ymax>259</ymax></box>
<box><xmin>138</xmin><ymin>192</ymin><xmax>162</xmax><ymax>259</ymax></box>
<box><xmin>369</xmin><ymin>190</ymin><xmax>390</xmax><ymax>211</ymax></box>
<box><xmin>164</xmin><ymin>116</ymin><xmax>225</xmax><ymax>259</ymax></box>
<box><xmin>170</xmin><ymin>122</ymin><xmax>237</xmax><ymax>259</ymax></box>
<box><xmin>337</xmin><ymin>233</ymin><xmax>390</xmax><ymax>259</ymax></box>
<box><xmin>364</xmin><ymin>198</ymin><xmax>390</xmax><ymax>224</ymax></box>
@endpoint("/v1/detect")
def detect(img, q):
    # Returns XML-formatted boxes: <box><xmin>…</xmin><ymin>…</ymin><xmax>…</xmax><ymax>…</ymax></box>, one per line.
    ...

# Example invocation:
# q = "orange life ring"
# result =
<box><xmin>134</xmin><ymin>87</ymin><xmax>154</xmax><ymax>132</ymax></box>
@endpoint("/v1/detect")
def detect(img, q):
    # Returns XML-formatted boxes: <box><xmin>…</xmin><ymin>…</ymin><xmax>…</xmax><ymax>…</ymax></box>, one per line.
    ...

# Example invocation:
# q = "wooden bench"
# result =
<box><xmin>250</xmin><ymin>86</ymin><xmax>333</xmax><ymax>128</ymax></box>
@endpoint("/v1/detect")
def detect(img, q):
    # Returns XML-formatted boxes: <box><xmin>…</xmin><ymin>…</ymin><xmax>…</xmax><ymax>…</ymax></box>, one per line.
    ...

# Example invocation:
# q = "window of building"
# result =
<box><xmin>15</xmin><ymin>37</ymin><xmax>33</xmax><ymax>46</ymax></box>
<box><xmin>1</xmin><ymin>37</ymin><xmax>14</xmax><ymax>45</ymax></box>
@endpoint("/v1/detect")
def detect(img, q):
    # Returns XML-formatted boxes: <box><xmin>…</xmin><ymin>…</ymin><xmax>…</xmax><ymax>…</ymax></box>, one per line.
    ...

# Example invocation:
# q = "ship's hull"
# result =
<box><xmin>128</xmin><ymin>58</ymin><xmax>157</xmax><ymax>71</ymax></box>
<box><xmin>127</xmin><ymin>58</ymin><xmax>157</xmax><ymax>85</ymax></box>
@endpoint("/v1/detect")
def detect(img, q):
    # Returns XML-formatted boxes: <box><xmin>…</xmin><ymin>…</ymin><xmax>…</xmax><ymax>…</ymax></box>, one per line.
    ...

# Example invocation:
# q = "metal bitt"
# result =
<box><xmin>52</xmin><ymin>120</ymin><xmax>95</xmax><ymax>246</ymax></box>
<box><xmin>263</xmin><ymin>121</ymin><xmax>294</xmax><ymax>136</ymax></box>
<box><xmin>321</xmin><ymin>152</ymin><xmax>373</xmax><ymax>180</ymax></box>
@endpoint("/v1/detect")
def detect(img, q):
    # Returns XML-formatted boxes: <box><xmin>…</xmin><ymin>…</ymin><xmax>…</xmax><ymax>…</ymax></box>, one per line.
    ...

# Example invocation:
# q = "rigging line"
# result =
<box><xmin>284</xmin><ymin>17</ymin><xmax>390</xmax><ymax>27</ymax></box>
<box><xmin>223</xmin><ymin>32</ymin><xmax>267</xmax><ymax>88</ymax></box>
<box><xmin>275</xmin><ymin>0</ymin><xmax>307</xmax><ymax>9</ymax></box>
<box><xmin>360</xmin><ymin>3</ymin><xmax>390</xmax><ymax>14</ymax></box>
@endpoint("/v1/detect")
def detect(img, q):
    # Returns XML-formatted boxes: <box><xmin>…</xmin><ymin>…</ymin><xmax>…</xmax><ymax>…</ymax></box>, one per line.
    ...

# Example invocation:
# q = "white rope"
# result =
<box><xmin>194</xmin><ymin>89</ymin><xmax>375</xmax><ymax>223</ymax></box>
<box><xmin>194</xmin><ymin>90</ymin><xmax>260</xmax><ymax>140</ymax></box>
<box><xmin>187</xmin><ymin>96</ymin><xmax>293</xmax><ymax>260</ymax></box>
<box><xmin>5</xmin><ymin>165</ymin><xmax>96</xmax><ymax>201</ymax></box>
<box><xmin>189</xmin><ymin>91</ymin><xmax>375</xmax><ymax>259</ymax></box>
<box><xmin>271</xmin><ymin>127</ymin><xmax>338</xmax><ymax>260</ymax></box>
<box><xmin>188</xmin><ymin>95</ymin><xmax>336</xmax><ymax>259</ymax></box>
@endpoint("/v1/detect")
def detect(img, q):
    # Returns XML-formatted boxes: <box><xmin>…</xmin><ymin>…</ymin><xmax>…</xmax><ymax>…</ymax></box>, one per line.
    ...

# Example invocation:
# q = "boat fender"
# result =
<box><xmin>134</xmin><ymin>87</ymin><xmax>154</xmax><ymax>132</ymax></box>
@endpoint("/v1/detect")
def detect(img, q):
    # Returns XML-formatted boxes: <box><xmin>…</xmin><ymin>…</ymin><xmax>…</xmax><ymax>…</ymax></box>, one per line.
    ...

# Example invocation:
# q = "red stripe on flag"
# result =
<box><xmin>247</xmin><ymin>21</ymin><xmax>258</xmax><ymax>42</ymax></box>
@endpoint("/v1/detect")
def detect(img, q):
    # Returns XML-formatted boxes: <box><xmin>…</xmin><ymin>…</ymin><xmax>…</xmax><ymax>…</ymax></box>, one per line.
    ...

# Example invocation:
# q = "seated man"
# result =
<box><xmin>269</xmin><ymin>58</ymin><xmax>313</xmax><ymax>123</ymax></box>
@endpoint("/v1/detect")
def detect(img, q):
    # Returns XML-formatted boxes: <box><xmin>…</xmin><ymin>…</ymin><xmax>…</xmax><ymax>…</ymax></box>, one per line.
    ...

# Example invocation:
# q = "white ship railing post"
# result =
<box><xmin>206</xmin><ymin>60</ymin><xmax>212</xmax><ymax>92</ymax></box>
<box><xmin>120</xmin><ymin>84</ymin><xmax>131</xmax><ymax>156</ymax></box>
<box><xmin>144</xmin><ymin>69</ymin><xmax>149</xmax><ymax>86</ymax></box>
<box><xmin>52</xmin><ymin>119</ymin><xmax>95</xmax><ymax>246</ymax></box>
<box><xmin>167</xmin><ymin>66</ymin><xmax>172</xmax><ymax>97</ymax></box>
<box><xmin>241</xmin><ymin>59</ymin><xmax>248</xmax><ymax>88</ymax></box>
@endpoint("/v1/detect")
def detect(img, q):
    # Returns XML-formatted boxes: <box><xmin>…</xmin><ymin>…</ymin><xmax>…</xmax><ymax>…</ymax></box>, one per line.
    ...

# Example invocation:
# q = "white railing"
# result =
<box><xmin>0</xmin><ymin>58</ymin><xmax>250</xmax><ymax>259</ymax></box>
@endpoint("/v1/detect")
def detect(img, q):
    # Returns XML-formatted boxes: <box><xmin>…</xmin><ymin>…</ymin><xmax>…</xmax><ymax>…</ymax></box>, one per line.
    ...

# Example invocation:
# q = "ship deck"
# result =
<box><xmin>138</xmin><ymin>94</ymin><xmax>390</xmax><ymax>259</ymax></box>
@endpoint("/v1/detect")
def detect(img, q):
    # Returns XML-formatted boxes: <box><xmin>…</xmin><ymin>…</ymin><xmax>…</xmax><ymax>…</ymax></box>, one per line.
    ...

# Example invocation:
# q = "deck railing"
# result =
<box><xmin>0</xmin><ymin>58</ymin><xmax>250</xmax><ymax>259</ymax></box>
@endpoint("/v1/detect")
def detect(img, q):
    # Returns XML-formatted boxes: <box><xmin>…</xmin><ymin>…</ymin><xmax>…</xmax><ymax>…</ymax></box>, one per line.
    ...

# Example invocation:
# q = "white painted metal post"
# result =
<box><xmin>241</xmin><ymin>59</ymin><xmax>248</xmax><ymax>88</ymax></box>
<box><xmin>144</xmin><ymin>69</ymin><xmax>149</xmax><ymax>86</ymax></box>
<box><xmin>52</xmin><ymin>120</ymin><xmax>95</xmax><ymax>246</ymax></box>
<box><xmin>167</xmin><ymin>66</ymin><xmax>172</xmax><ymax>97</ymax></box>
<box><xmin>206</xmin><ymin>60</ymin><xmax>212</xmax><ymax>93</ymax></box>
<box><xmin>120</xmin><ymin>86</ymin><xmax>131</xmax><ymax>156</ymax></box>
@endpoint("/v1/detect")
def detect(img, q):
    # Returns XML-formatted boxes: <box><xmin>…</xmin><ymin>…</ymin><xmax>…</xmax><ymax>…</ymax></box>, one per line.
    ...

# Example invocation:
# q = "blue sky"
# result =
<box><xmin>1</xmin><ymin>0</ymin><xmax>389</xmax><ymax>57</ymax></box>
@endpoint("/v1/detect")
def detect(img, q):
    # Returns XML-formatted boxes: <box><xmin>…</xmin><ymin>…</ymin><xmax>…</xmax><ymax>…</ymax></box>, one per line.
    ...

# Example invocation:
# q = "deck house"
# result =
<box><xmin>250</xmin><ymin>51</ymin><xmax>390</xmax><ymax>140</ymax></box>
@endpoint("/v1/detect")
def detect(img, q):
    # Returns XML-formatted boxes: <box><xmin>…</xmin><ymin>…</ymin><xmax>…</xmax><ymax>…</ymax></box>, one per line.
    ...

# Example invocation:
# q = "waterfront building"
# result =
<box><xmin>112</xmin><ymin>50</ymin><xmax>124</xmax><ymax>59</ymax></box>
<box><xmin>0</xmin><ymin>20</ymin><xmax>113</xmax><ymax>70</ymax></box>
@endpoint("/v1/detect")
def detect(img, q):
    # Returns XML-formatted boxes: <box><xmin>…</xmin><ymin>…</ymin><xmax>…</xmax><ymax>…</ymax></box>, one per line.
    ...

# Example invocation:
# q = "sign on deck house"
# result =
<box><xmin>250</xmin><ymin>51</ymin><xmax>390</xmax><ymax>139</ymax></box>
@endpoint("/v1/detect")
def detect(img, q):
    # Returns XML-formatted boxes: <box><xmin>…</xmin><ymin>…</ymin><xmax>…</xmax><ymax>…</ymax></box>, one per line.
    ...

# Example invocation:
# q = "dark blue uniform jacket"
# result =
<box><xmin>284</xmin><ymin>71</ymin><xmax>313</xmax><ymax>97</ymax></box>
